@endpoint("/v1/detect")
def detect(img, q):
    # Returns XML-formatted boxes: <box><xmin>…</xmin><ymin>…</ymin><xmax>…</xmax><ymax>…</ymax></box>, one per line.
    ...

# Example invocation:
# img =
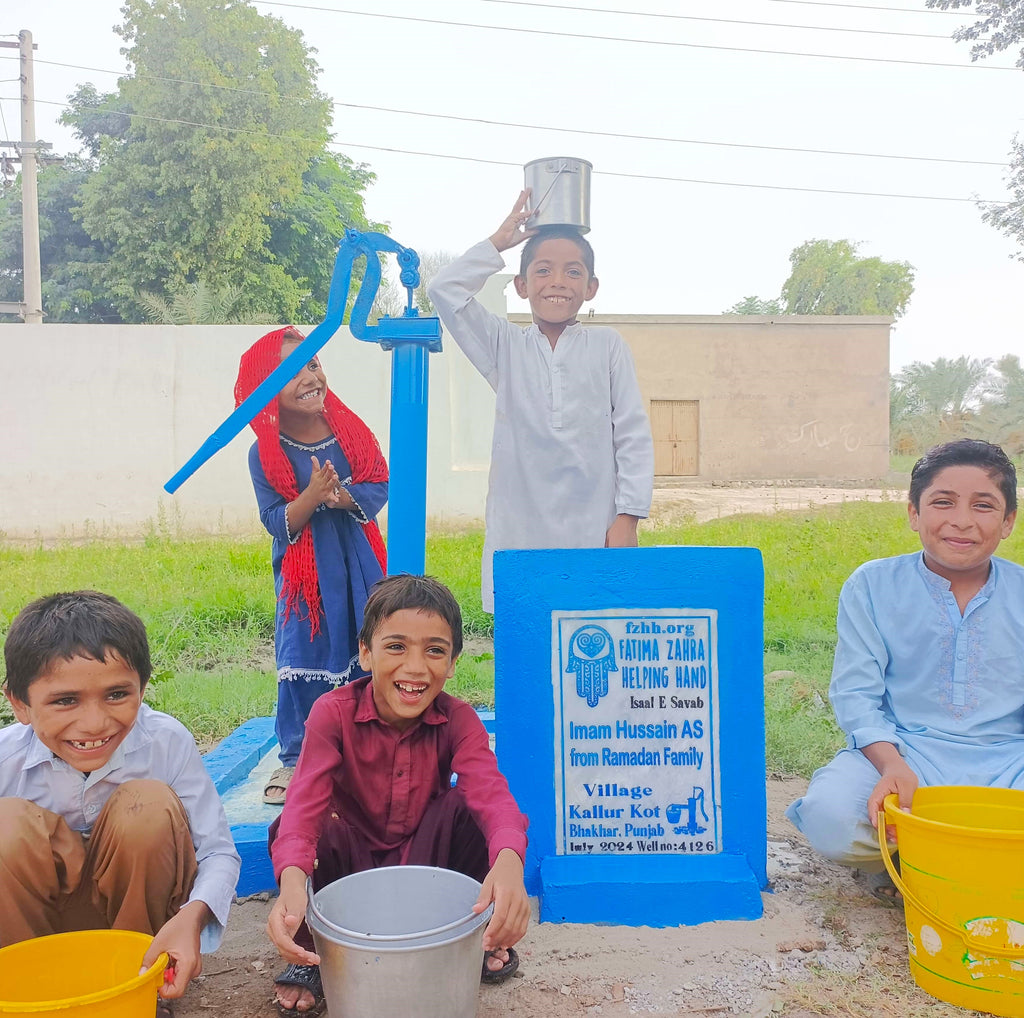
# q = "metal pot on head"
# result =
<box><xmin>524</xmin><ymin>156</ymin><xmax>592</xmax><ymax>233</ymax></box>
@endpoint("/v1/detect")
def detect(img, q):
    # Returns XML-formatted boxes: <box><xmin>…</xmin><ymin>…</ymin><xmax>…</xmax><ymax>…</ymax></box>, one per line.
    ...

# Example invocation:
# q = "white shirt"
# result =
<box><xmin>0</xmin><ymin>703</ymin><xmax>240</xmax><ymax>952</ymax></box>
<box><xmin>429</xmin><ymin>240</ymin><xmax>654</xmax><ymax>611</ymax></box>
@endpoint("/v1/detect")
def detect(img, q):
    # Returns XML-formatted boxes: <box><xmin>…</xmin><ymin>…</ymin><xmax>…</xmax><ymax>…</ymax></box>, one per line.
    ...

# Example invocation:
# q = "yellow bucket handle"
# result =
<box><xmin>878</xmin><ymin>795</ymin><xmax>1024</xmax><ymax>960</ymax></box>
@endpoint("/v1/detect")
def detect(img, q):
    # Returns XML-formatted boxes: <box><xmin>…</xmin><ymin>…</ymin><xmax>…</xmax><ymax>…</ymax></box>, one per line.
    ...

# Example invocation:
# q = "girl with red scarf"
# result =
<box><xmin>236</xmin><ymin>327</ymin><xmax>388</xmax><ymax>805</ymax></box>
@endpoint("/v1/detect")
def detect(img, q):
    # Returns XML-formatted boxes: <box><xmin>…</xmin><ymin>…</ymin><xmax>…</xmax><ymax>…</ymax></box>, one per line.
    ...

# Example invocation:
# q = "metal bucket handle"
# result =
<box><xmin>306</xmin><ymin>876</ymin><xmax>493</xmax><ymax>943</ymax></box>
<box><xmin>878</xmin><ymin>796</ymin><xmax>1024</xmax><ymax>959</ymax></box>
<box><xmin>527</xmin><ymin>160</ymin><xmax>571</xmax><ymax>222</ymax></box>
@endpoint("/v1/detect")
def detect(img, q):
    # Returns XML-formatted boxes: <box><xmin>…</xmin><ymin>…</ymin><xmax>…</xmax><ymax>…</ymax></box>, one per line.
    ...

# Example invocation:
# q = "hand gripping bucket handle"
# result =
<box><xmin>306</xmin><ymin>877</ymin><xmax>490</xmax><ymax>943</ymax></box>
<box><xmin>878</xmin><ymin>794</ymin><xmax>1024</xmax><ymax>960</ymax></box>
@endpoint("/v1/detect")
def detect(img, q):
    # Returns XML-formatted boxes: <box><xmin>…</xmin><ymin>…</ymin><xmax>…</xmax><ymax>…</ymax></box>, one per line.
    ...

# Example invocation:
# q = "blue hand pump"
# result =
<box><xmin>164</xmin><ymin>229</ymin><xmax>442</xmax><ymax>576</ymax></box>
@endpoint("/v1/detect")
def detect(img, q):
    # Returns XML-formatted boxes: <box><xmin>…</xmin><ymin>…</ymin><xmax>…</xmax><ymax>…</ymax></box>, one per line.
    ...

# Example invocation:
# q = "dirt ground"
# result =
<box><xmin>173</xmin><ymin>776</ymin><xmax>987</xmax><ymax>1018</ymax></box>
<box><xmin>646</xmin><ymin>480</ymin><xmax>902</xmax><ymax>528</ymax></box>
<box><xmin>175</xmin><ymin>480</ymin><xmax>977</xmax><ymax>1018</ymax></box>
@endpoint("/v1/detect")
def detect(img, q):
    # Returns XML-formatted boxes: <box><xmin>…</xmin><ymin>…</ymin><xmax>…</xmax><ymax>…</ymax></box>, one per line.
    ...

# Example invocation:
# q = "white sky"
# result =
<box><xmin>3</xmin><ymin>0</ymin><xmax>1023</xmax><ymax>371</ymax></box>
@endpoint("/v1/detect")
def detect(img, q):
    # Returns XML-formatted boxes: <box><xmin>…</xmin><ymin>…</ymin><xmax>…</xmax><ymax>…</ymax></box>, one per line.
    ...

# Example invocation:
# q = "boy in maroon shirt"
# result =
<box><xmin>266</xmin><ymin>574</ymin><xmax>530</xmax><ymax>1014</ymax></box>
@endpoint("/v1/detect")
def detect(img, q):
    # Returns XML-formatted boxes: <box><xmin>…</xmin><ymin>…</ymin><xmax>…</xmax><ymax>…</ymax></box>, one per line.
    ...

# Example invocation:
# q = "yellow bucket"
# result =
<box><xmin>880</xmin><ymin>787</ymin><xmax>1024</xmax><ymax>1017</ymax></box>
<box><xmin>0</xmin><ymin>930</ymin><xmax>168</xmax><ymax>1017</ymax></box>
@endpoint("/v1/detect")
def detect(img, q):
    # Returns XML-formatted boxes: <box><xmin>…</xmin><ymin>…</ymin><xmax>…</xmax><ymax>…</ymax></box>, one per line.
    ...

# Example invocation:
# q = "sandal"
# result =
<box><xmin>273</xmin><ymin>963</ymin><xmax>325</xmax><ymax>1016</ymax></box>
<box><xmin>855</xmin><ymin>854</ymin><xmax>902</xmax><ymax>907</ymax></box>
<box><xmin>156</xmin><ymin>1002</ymin><xmax>174</xmax><ymax>1018</ymax></box>
<box><xmin>481</xmin><ymin>947</ymin><xmax>519</xmax><ymax>984</ymax></box>
<box><xmin>263</xmin><ymin>766</ymin><xmax>295</xmax><ymax>806</ymax></box>
<box><xmin>867</xmin><ymin>868</ymin><xmax>902</xmax><ymax>905</ymax></box>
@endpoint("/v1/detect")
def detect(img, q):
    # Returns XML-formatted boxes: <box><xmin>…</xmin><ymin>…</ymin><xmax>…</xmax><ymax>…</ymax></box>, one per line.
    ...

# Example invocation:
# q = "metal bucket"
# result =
<box><xmin>524</xmin><ymin>156</ymin><xmax>592</xmax><ymax>233</ymax></box>
<box><xmin>307</xmin><ymin>866</ymin><xmax>494</xmax><ymax>1018</ymax></box>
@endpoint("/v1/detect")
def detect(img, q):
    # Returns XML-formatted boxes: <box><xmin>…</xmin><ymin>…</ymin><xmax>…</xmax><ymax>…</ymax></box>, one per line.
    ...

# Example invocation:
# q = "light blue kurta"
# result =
<box><xmin>787</xmin><ymin>551</ymin><xmax>1024</xmax><ymax>869</ymax></box>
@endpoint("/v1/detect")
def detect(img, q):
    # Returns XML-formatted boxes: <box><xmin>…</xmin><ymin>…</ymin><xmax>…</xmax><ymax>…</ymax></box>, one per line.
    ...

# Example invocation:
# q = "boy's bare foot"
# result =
<box><xmin>263</xmin><ymin>766</ymin><xmax>295</xmax><ymax>806</ymax></box>
<box><xmin>273</xmin><ymin>963</ymin><xmax>324</xmax><ymax>1015</ymax></box>
<box><xmin>482</xmin><ymin>947</ymin><xmax>519</xmax><ymax>983</ymax></box>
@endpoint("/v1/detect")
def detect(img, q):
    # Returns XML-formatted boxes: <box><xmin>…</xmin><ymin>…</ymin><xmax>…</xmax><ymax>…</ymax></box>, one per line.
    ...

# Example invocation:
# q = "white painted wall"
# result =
<box><xmin>0</xmin><ymin>287</ymin><xmax>889</xmax><ymax>540</ymax></box>
<box><xmin>0</xmin><ymin>277</ymin><xmax>510</xmax><ymax>540</ymax></box>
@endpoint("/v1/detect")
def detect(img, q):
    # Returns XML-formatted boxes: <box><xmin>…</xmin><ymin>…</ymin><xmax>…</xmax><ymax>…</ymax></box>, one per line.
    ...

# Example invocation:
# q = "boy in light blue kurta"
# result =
<box><xmin>787</xmin><ymin>439</ymin><xmax>1024</xmax><ymax>874</ymax></box>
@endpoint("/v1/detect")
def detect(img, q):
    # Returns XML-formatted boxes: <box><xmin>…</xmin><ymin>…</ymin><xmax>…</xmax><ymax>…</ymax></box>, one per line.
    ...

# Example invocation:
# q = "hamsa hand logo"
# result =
<box><xmin>566</xmin><ymin>624</ymin><xmax>617</xmax><ymax>707</ymax></box>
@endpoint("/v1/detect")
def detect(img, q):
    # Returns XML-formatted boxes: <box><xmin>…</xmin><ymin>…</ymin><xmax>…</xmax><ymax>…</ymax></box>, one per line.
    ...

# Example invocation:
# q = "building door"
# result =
<box><xmin>650</xmin><ymin>400</ymin><xmax>699</xmax><ymax>476</ymax></box>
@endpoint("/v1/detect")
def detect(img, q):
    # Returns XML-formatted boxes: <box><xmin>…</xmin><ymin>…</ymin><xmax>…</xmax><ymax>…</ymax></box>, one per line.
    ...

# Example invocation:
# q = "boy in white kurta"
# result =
<box><xmin>429</xmin><ymin>192</ymin><xmax>654</xmax><ymax>612</ymax></box>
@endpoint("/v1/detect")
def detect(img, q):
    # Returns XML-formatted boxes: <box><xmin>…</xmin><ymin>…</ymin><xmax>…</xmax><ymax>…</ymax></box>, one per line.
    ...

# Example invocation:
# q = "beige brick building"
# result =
<box><xmin>511</xmin><ymin>313</ymin><xmax>892</xmax><ymax>481</ymax></box>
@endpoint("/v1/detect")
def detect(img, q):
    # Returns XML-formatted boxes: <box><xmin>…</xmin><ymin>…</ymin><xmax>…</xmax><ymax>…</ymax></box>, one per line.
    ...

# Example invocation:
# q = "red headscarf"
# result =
<box><xmin>235</xmin><ymin>327</ymin><xmax>388</xmax><ymax>636</ymax></box>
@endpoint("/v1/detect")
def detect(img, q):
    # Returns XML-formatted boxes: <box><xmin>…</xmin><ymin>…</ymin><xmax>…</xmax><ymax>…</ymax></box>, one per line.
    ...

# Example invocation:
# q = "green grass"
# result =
<box><xmin>4</xmin><ymin>502</ymin><xmax>1021</xmax><ymax>771</ymax></box>
<box><xmin>641</xmin><ymin>498</ymin><xmax>926</xmax><ymax>774</ymax></box>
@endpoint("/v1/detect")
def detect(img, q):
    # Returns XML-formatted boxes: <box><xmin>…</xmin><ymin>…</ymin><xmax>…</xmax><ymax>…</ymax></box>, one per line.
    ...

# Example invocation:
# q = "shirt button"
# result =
<box><xmin>397</xmin><ymin>771</ymin><xmax>404</xmax><ymax>777</ymax></box>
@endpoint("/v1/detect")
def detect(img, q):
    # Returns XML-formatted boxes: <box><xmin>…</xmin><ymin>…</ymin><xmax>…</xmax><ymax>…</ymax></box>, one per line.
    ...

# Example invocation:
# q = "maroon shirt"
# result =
<box><xmin>271</xmin><ymin>677</ymin><xmax>528</xmax><ymax>880</ymax></box>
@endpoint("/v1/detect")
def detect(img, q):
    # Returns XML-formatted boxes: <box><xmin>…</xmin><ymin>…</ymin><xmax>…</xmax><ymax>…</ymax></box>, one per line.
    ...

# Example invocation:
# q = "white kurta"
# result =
<box><xmin>429</xmin><ymin>240</ymin><xmax>654</xmax><ymax>611</ymax></box>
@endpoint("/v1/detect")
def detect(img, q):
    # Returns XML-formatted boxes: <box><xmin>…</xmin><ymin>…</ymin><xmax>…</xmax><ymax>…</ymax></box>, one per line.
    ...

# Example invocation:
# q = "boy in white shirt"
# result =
<box><xmin>429</xmin><ymin>191</ymin><xmax>654</xmax><ymax>612</ymax></box>
<box><xmin>0</xmin><ymin>590</ymin><xmax>240</xmax><ymax>1012</ymax></box>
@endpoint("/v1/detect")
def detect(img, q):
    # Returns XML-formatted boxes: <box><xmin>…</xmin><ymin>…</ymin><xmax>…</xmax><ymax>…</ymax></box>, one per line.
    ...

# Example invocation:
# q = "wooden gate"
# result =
<box><xmin>650</xmin><ymin>399</ymin><xmax>699</xmax><ymax>476</ymax></box>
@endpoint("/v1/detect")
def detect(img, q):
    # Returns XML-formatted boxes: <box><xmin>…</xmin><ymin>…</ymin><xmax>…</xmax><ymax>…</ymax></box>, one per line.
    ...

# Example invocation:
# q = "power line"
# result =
<box><xmin>249</xmin><ymin>0</ymin><xmax>1020</xmax><ymax>71</ymax></box>
<box><xmin>4</xmin><ymin>93</ymin><xmax>1006</xmax><ymax>202</ymax></box>
<box><xmin>470</xmin><ymin>0</ymin><xmax>952</xmax><ymax>39</ymax></box>
<box><xmin>326</xmin><ymin>137</ymin><xmax>1007</xmax><ymax>203</ymax></box>
<box><xmin>329</xmin><ymin>99</ymin><xmax>1008</xmax><ymax>168</ymax></box>
<box><xmin>8</xmin><ymin>57</ymin><xmax>1009</xmax><ymax>167</ymax></box>
<box><xmin>757</xmin><ymin>0</ymin><xmax>980</xmax><ymax>13</ymax></box>
<box><xmin>0</xmin><ymin>8</ymin><xmax>1015</xmax><ymax>75</ymax></box>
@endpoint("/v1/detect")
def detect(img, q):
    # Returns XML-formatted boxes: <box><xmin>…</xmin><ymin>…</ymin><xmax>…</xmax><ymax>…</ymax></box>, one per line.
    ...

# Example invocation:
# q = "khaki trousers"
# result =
<box><xmin>0</xmin><ymin>779</ymin><xmax>198</xmax><ymax>946</ymax></box>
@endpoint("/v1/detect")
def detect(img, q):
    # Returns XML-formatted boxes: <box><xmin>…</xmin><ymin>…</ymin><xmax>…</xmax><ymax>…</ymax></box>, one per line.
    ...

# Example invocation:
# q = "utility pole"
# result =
<box><xmin>0</xmin><ymin>30</ymin><xmax>49</xmax><ymax>323</ymax></box>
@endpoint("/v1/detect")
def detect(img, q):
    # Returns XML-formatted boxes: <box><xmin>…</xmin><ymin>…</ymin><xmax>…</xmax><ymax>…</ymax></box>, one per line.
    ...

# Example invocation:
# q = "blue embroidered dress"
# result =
<box><xmin>249</xmin><ymin>435</ymin><xmax>388</xmax><ymax>766</ymax></box>
<box><xmin>787</xmin><ymin>551</ymin><xmax>1024</xmax><ymax>869</ymax></box>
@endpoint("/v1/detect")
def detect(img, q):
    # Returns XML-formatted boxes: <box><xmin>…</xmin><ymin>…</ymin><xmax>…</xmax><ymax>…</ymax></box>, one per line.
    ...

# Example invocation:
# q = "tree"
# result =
<box><xmin>267</xmin><ymin>153</ymin><xmax>383</xmax><ymax>324</ymax></box>
<box><xmin>53</xmin><ymin>0</ymin><xmax>378</xmax><ymax>322</ymax></box>
<box><xmin>410</xmin><ymin>250</ymin><xmax>456</xmax><ymax>314</ymax></box>
<box><xmin>895</xmin><ymin>355</ymin><xmax>991</xmax><ymax>419</ymax></box>
<box><xmin>722</xmin><ymin>239</ymin><xmax>914</xmax><ymax>319</ymax></box>
<box><xmin>925</xmin><ymin>1</ymin><xmax>1024</xmax><ymax>257</ymax></box>
<box><xmin>136</xmin><ymin>280</ymin><xmax>275</xmax><ymax>323</ymax></box>
<box><xmin>977</xmin><ymin>354</ymin><xmax>1024</xmax><ymax>454</ymax></box>
<box><xmin>0</xmin><ymin>158</ymin><xmax>117</xmax><ymax>322</ymax></box>
<box><xmin>925</xmin><ymin>1</ymin><xmax>1024</xmax><ymax>68</ymax></box>
<box><xmin>722</xmin><ymin>295</ymin><xmax>783</xmax><ymax>315</ymax></box>
<box><xmin>976</xmin><ymin>140</ymin><xmax>1024</xmax><ymax>257</ymax></box>
<box><xmin>780</xmin><ymin>239</ymin><xmax>915</xmax><ymax>317</ymax></box>
<box><xmin>890</xmin><ymin>355</ymin><xmax>992</xmax><ymax>451</ymax></box>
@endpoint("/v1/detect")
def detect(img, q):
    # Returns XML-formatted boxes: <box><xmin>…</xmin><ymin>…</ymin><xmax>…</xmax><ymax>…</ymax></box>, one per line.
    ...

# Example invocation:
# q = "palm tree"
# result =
<box><xmin>136</xmin><ymin>281</ymin><xmax>275</xmax><ymax>324</ymax></box>
<box><xmin>977</xmin><ymin>355</ymin><xmax>1024</xmax><ymax>455</ymax></box>
<box><xmin>895</xmin><ymin>356</ymin><xmax>991</xmax><ymax>419</ymax></box>
<box><xmin>891</xmin><ymin>356</ymin><xmax>992</xmax><ymax>453</ymax></box>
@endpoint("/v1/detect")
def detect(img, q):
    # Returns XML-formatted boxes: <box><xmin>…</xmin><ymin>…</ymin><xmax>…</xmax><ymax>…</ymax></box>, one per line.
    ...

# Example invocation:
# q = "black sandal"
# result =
<box><xmin>481</xmin><ymin>947</ymin><xmax>519</xmax><ymax>984</ymax></box>
<box><xmin>273</xmin><ymin>963</ymin><xmax>325</xmax><ymax>1016</ymax></box>
<box><xmin>855</xmin><ymin>853</ymin><xmax>902</xmax><ymax>907</ymax></box>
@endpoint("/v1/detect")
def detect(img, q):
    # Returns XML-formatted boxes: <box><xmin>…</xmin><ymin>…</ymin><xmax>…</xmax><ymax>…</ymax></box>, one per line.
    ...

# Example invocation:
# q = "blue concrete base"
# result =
<box><xmin>539</xmin><ymin>853</ymin><xmax>763</xmax><ymax>926</ymax></box>
<box><xmin>202</xmin><ymin>717</ymin><xmax>278</xmax><ymax>898</ymax></box>
<box><xmin>226</xmin><ymin>823</ymin><xmax>277</xmax><ymax>899</ymax></box>
<box><xmin>203</xmin><ymin>716</ymin><xmax>278</xmax><ymax>795</ymax></box>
